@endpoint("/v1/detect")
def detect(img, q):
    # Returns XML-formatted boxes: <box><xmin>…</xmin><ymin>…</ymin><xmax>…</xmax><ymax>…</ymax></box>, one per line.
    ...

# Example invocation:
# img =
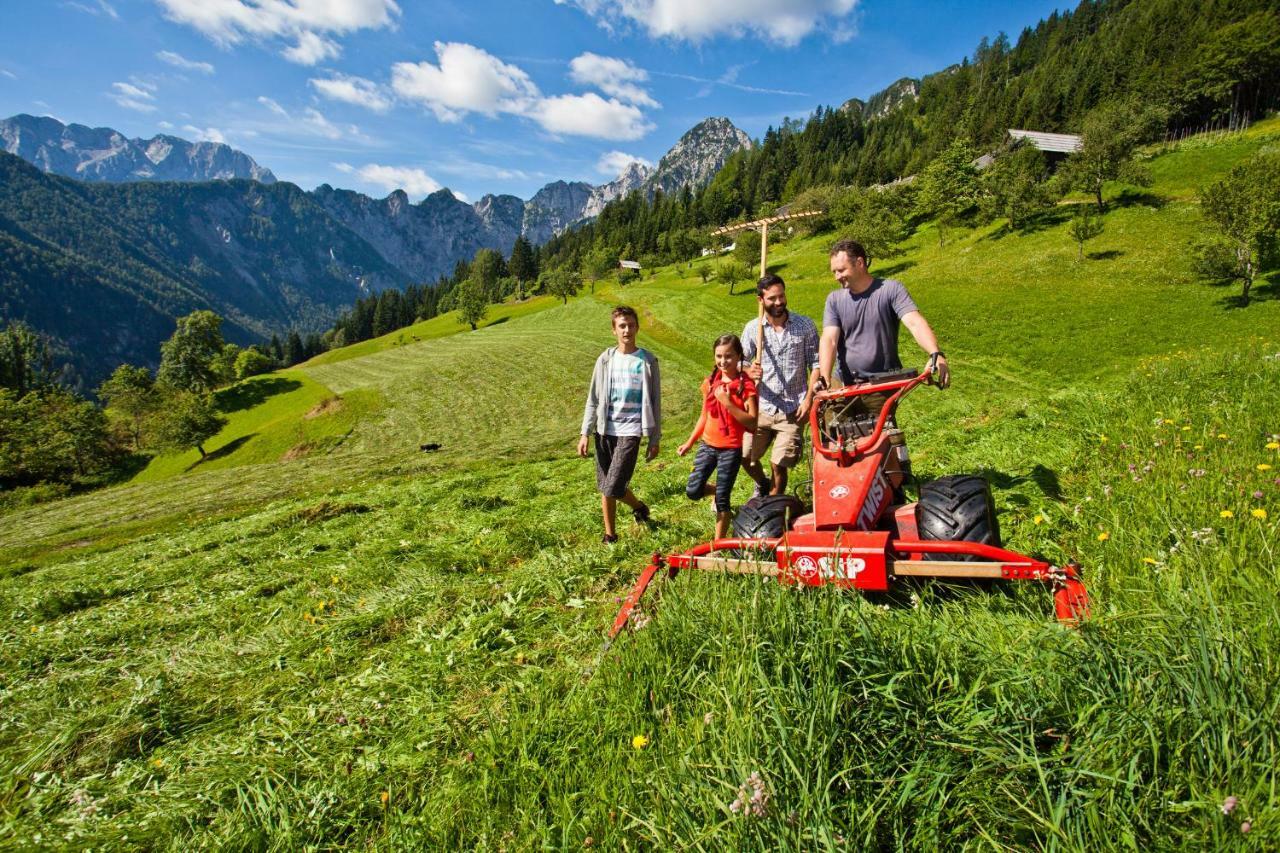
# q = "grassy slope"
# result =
<box><xmin>1</xmin><ymin>124</ymin><xmax>1278</xmax><ymax>849</ymax></box>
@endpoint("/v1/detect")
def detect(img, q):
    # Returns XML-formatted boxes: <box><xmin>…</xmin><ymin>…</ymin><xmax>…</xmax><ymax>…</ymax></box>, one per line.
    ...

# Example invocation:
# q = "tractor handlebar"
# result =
<box><xmin>809</xmin><ymin>368</ymin><xmax>933</xmax><ymax>463</ymax></box>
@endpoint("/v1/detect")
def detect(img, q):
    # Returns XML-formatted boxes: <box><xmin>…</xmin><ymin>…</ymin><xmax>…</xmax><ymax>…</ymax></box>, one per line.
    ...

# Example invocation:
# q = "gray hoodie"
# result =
<box><xmin>580</xmin><ymin>346</ymin><xmax>661</xmax><ymax>442</ymax></box>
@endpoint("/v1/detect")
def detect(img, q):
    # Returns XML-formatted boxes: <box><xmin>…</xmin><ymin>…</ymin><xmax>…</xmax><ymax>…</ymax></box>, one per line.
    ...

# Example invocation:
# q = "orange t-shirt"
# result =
<box><xmin>699</xmin><ymin>372</ymin><xmax>757</xmax><ymax>449</ymax></box>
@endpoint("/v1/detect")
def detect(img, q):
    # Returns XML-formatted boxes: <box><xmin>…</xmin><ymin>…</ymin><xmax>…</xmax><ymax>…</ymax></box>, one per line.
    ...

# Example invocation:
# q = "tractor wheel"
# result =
<box><xmin>917</xmin><ymin>475</ymin><xmax>1001</xmax><ymax>560</ymax></box>
<box><xmin>732</xmin><ymin>495</ymin><xmax>806</xmax><ymax>540</ymax></box>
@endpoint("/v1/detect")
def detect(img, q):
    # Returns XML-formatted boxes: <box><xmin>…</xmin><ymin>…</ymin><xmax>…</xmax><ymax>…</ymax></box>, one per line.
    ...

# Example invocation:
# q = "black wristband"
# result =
<box><xmin>930</xmin><ymin>351</ymin><xmax>945</xmax><ymax>360</ymax></box>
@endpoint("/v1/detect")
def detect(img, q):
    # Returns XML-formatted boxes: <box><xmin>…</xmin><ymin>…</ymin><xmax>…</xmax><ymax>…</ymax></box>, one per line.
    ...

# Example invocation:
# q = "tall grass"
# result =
<box><xmin>0</xmin><ymin>124</ymin><xmax>1277</xmax><ymax>849</ymax></box>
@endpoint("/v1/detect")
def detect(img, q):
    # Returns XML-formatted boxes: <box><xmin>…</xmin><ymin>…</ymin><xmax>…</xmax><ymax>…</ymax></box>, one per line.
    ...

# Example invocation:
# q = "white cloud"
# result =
<box><xmin>152</xmin><ymin>0</ymin><xmax>399</xmax><ymax>62</ymax></box>
<box><xmin>157</xmin><ymin>120</ymin><xmax>174</xmax><ymax>129</ymax></box>
<box><xmin>596</xmin><ymin>150</ymin><xmax>652</xmax><ymax>177</ymax></box>
<box><xmin>0</xmin><ymin>69</ymin><xmax>18</xmax><ymax>80</ymax></box>
<box><xmin>282</xmin><ymin>30</ymin><xmax>341</xmax><ymax>65</ymax></box>
<box><xmin>557</xmin><ymin>0</ymin><xmax>858</xmax><ymax>46</ymax></box>
<box><xmin>257</xmin><ymin>96</ymin><xmax>289</xmax><ymax>117</ymax></box>
<box><xmin>257</xmin><ymin>98</ymin><xmax>365</xmax><ymax>141</ymax></box>
<box><xmin>156</xmin><ymin>50</ymin><xmax>215</xmax><ymax>74</ymax></box>
<box><xmin>391</xmin><ymin>42</ymin><xmax>539</xmax><ymax>121</ymax></box>
<box><xmin>334</xmin><ymin>161</ymin><xmax>442</xmax><ymax>198</ymax></box>
<box><xmin>530</xmin><ymin>93</ymin><xmax>652</xmax><ymax>140</ymax></box>
<box><xmin>67</xmin><ymin>0</ymin><xmax>118</xmax><ymax>19</ymax></box>
<box><xmin>109</xmin><ymin>81</ymin><xmax>157</xmax><ymax>112</ymax></box>
<box><xmin>391</xmin><ymin>41</ymin><xmax>658</xmax><ymax>140</ymax></box>
<box><xmin>434</xmin><ymin>158</ymin><xmax>530</xmax><ymax>182</ymax></box>
<box><xmin>569</xmin><ymin>53</ymin><xmax>657</xmax><ymax>107</ymax></box>
<box><xmin>302</xmin><ymin>107</ymin><xmax>344</xmax><ymax>139</ymax></box>
<box><xmin>310</xmin><ymin>72</ymin><xmax>391</xmax><ymax>112</ymax></box>
<box><xmin>182</xmin><ymin>124</ymin><xmax>227</xmax><ymax>144</ymax></box>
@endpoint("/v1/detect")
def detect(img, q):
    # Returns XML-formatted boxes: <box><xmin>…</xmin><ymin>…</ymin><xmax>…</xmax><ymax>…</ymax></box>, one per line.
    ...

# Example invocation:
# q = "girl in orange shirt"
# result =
<box><xmin>677</xmin><ymin>334</ymin><xmax>758</xmax><ymax>538</ymax></box>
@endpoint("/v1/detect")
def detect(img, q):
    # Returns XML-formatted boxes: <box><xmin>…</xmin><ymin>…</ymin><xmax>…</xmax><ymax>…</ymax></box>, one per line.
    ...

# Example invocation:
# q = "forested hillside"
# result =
<box><xmin>0</xmin><ymin>153</ymin><xmax>405</xmax><ymax>388</ymax></box>
<box><xmin>536</xmin><ymin>0</ymin><xmax>1280</xmax><ymax>268</ymax></box>
<box><xmin>1</xmin><ymin>119</ymin><xmax>1277</xmax><ymax>848</ymax></box>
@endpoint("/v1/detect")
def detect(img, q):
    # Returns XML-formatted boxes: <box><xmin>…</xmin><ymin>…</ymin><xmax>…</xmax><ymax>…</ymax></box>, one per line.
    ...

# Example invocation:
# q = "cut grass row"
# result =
<box><xmin>1</xmin><ymin>343</ymin><xmax>1274</xmax><ymax>847</ymax></box>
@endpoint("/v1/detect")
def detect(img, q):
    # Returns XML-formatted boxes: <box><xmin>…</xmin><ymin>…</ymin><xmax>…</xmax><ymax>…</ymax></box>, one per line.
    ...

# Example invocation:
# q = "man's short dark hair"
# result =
<box><xmin>611</xmin><ymin>305</ymin><xmax>639</xmax><ymax>327</ymax></box>
<box><xmin>756</xmin><ymin>273</ymin><xmax>786</xmax><ymax>297</ymax></box>
<box><xmin>829</xmin><ymin>239</ymin><xmax>868</xmax><ymax>263</ymax></box>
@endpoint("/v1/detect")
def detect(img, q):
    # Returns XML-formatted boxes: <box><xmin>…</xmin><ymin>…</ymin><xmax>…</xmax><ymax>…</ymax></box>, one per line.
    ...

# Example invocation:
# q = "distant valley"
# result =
<box><xmin>0</xmin><ymin>114</ymin><xmax>751</xmax><ymax>387</ymax></box>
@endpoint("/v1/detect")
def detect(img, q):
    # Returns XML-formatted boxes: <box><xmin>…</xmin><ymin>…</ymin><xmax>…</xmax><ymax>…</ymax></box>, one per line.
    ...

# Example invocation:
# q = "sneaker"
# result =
<box><xmin>602</xmin><ymin>533</ymin><xmax>619</xmax><ymax>544</ymax></box>
<box><xmin>632</xmin><ymin>503</ymin><xmax>651</xmax><ymax>524</ymax></box>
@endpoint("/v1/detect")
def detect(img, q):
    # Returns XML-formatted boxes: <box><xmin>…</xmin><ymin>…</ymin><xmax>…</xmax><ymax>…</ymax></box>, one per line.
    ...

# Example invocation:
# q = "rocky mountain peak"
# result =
<box><xmin>0</xmin><ymin>113</ymin><xmax>276</xmax><ymax>184</ymax></box>
<box><xmin>648</xmin><ymin>116</ymin><xmax>752</xmax><ymax>196</ymax></box>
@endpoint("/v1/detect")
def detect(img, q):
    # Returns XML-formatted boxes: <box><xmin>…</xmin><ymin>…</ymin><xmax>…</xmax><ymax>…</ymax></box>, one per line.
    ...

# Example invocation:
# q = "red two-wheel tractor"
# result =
<box><xmin>609</xmin><ymin>368</ymin><xmax>1090</xmax><ymax>639</ymax></box>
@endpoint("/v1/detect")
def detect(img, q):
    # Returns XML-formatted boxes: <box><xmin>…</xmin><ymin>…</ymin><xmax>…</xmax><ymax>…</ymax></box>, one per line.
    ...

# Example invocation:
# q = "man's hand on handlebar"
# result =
<box><xmin>927</xmin><ymin>354</ymin><xmax>951</xmax><ymax>389</ymax></box>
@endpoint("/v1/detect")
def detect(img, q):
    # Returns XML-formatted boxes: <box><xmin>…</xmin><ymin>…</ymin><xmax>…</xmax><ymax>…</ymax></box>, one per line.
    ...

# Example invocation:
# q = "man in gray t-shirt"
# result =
<box><xmin>819</xmin><ymin>239</ymin><xmax>950</xmax><ymax>388</ymax></box>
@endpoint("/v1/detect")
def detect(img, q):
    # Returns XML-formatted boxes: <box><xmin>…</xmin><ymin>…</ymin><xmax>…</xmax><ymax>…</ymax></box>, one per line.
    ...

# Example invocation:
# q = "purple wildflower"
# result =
<box><xmin>1222</xmin><ymin>795</ymin><xmax>1238</xmax><ymax>815</ymax></box>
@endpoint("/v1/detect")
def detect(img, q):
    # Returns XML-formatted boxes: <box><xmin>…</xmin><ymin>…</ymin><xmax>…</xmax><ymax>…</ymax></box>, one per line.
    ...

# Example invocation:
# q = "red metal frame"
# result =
<box><xmin>608</xmin><ymin>369</ymin><xmax>1090</xmax><ymax>639</ymax></box>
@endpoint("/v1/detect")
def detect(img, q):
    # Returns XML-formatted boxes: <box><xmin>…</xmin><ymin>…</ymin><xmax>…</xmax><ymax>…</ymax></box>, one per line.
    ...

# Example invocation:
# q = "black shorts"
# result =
<box><xmin>594</xmin><ymin>434</ymin><xmax>642</xmax><ymax>498</ymax></box>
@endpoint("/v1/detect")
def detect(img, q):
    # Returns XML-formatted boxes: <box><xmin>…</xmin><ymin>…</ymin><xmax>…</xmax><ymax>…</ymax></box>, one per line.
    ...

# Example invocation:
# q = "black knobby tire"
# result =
<box><xmin>916</xmin><ymin>475</ymin><xmax>1001</xmax><ymax>561</ymax></box>
<box><xmin>732</xmin><ymin>495</ymin><xmax>806</xmax><ymax>540</ymax></box>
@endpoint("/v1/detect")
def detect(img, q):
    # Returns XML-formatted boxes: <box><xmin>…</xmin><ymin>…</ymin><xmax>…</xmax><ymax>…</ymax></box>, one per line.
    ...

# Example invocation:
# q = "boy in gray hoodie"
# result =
<box><xmin>577</xmin><ymin>305</ymin><xmax>661</xmax><ymax>543</ymax></box>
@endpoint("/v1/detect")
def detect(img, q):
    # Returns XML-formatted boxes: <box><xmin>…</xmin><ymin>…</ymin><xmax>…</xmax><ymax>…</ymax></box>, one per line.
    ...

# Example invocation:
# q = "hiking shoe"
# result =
<box><xmin>602</xmin><ymin>533</ymin><xmax>619</xmax><ymax>544</ymax></box>
<box><xmin>632</xmin><ymin>503</ymin><xmax>651</xmax><ymax>524</ymax></box>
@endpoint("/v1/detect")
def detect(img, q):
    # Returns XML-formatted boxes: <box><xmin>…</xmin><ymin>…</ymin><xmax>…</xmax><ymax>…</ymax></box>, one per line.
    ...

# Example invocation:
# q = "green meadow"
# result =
<box><xmin>1</xmin><ymin>124</ymin><xmax>1278</xmax><ymax>849</ymax></box>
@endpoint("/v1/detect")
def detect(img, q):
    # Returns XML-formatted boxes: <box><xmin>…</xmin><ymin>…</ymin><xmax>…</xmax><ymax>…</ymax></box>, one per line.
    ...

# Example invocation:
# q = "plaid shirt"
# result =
<box><xmin>741</xmin><ymin>312</ymin><xmax>820</xmax><ymax>415</ymax></box>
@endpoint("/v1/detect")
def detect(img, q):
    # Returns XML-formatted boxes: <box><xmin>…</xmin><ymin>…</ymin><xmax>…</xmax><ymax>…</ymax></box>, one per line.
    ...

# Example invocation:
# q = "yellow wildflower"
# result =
<box><xmin>1163</xmin><ymin>419</ymin><xmax>1174</xmax><ymax>425</ymax></box>
<box><xmin>1099</xmin><ymin>435</ymin><xmax>1109</xmax><ymax>443</ymax></box>
<box><xmin>1194</xmin><ymin>444</ymin><xmax>1204</xmax><ymax>450</ymax></box>
<box><xmin>152</xmin><ymin>758</ymin><xmax>164</xmax><ymax>768</ymax></box>
<box><xmin>1033</xmin><ymin>514</ymin><xmax>1045</xmax><ymax>525</ymax></box>
<box><xmin>1258</xmin><ymin>464</ymin><xmax>1273</xmax><ymax>472</ymax></box>
<box><xmin>1252</xmin><ymin>508</ymin><xmax>1268</xmax><ymax>520</ymax></box>
<box><xmin>1181</xmin><ymin>425</ymin><xmax>1191</xmax><ymax>431</ymax></box>
<box><xmin>1220</xmin><ymin>510</ymin><xmax>1234</xmax><ymax>519</ymax></box>
<box><xmin>1218</xmin><ymin>433</ymin><xmax>1229</xmax><ymax>440</ymax></box>
<box><xmin>1267</xmin><ymin>442</ymin><xmax>1280</xmax><ymax>450</ymax></box>
<box><xmin>1097</xmin><ymin>532</ymin><xmax>1110</xmax><ymax>542</ymax></box>
<box><xmin>632</xmin><ymin>734</ymin><xmax>650</xmax><ymax>750</ymax></box>
<box><xmin>1142</xmin><ymin>557</ymin><xmax>1158</xmax><ymax>565</ymax></box>
<box><xmin>380</xmin><ymin>791</ymin><xmax>390</xmax><ymax>805</ymax></box>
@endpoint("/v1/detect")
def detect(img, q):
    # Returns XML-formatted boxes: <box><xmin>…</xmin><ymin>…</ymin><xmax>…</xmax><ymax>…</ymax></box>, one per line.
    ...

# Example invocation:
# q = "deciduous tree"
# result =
<box><xmin>914</xmin><ymin>138</ymin><xmax>981</xmax><ymax>247</ymax></box>
<box><xmin>454</xmin><ymin>276</ymin><xmax>489</xmax><ymax>331</ymax></box>
<box><xmin>1195</xmin><ymin>150</ymin><xmax>1280</xmax><ymax>304</ymax></box>
<box><xmin>97</xmin><ymin>364</ymin><xmax>157</xmax><ymax>449</ymax></box>
<box><xmin>1069</xmin><ymin>205</ymin><xmax>1104</xmax><ymax>261</ymax></box>
<box><xmin>149</xmin><ymin>387</ymin><xmax>226</xmax><ymax>459</ymax></box>
<box><xmin>158</xmin><ymin>311</ymin><xmax>225</xmax><ymax>394</ymax></box>
<box><xmin>1064</xmin><ymin>101</ymin><xmax>1164</xmax><ymax>212</ymax></box>
<box><xmin>539</xmin><ymin>268</ymin><xmax>581</xmax><ymax>305</ymax></box>
<box><xmin>715</xmin><ymin>259</ymin><xmax>752</xmax><ymax>296</ymax></box>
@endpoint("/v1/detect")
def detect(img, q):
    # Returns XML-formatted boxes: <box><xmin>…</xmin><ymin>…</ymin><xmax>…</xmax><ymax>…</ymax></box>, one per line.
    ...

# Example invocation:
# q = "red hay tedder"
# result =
<box><xmin>609</xmin><ymin>368</ymin><xmax>1090</xmax><ymax>639</ymax></box>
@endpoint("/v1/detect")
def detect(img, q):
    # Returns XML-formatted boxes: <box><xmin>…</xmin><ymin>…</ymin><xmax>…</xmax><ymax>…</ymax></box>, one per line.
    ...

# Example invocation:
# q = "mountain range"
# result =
<box><xmin>0</xmin><ymin>115</ymin><xmax>752</xmax><ymax>387</ymax></box>
<box><xmin>0</xmin><ymin>114</ymin><xmax>277</xmax><ymax>184</ymax></box>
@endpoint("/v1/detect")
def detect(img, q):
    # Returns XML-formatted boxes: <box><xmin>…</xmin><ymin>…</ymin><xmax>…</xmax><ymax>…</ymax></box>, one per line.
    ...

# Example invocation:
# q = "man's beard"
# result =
<box><xmin>764</xmin><ymin>304</ymin><xmax>787</xmax><ymax>319</ymax></box>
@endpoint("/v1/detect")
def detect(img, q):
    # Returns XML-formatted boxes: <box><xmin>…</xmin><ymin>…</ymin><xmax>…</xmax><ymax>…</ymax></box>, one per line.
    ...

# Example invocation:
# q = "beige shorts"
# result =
<box><xmin>743</xmin><ymin>408</ymin><xmax>804</xmax><ymax>469</ymax></box>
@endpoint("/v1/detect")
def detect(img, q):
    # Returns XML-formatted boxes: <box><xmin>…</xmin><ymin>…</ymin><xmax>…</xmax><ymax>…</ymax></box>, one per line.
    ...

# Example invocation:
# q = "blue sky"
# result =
<box><xmin>0</xmin><ymin>0</ymin><xmax>1073</xmax><ymax>203</ymax></box>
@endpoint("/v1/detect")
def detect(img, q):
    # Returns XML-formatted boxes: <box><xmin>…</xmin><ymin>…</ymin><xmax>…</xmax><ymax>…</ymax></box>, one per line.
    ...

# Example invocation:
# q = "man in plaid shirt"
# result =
<box><xmin>742</xmin><ymin>274</ymin><xmax>821</xmax><ymax>498</ymax></box>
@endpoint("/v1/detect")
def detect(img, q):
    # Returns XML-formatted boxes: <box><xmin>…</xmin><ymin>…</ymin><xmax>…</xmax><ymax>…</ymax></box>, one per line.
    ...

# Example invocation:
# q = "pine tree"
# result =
<box><xmin>508</xmin><ymin>236</ymin><xmax>538</xmax><ymax>289</ymax></box>
<box><xmin>284</xmin><ymin>331</ymin><xmax>304</xmax><ymax>366</ymax></box>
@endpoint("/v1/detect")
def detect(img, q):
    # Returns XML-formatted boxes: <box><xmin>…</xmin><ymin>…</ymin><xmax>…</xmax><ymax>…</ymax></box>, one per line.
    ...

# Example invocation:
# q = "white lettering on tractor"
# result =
<box><xmin>793</xmin><ymin>554</ymin><xmax>866</xmax><ymax>581</ymax></box>
<box><xmin>857</xmin><ymin>473</ymin><xmax>888</xmax><ymax>529</ymax></box>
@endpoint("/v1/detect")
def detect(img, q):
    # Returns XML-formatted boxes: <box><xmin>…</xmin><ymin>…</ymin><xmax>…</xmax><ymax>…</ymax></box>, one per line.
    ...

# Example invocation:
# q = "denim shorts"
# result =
<box><xmin>686</xmin><ymin>442</ymin><xmax>742</xmax><ymax>513</ymax></box>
